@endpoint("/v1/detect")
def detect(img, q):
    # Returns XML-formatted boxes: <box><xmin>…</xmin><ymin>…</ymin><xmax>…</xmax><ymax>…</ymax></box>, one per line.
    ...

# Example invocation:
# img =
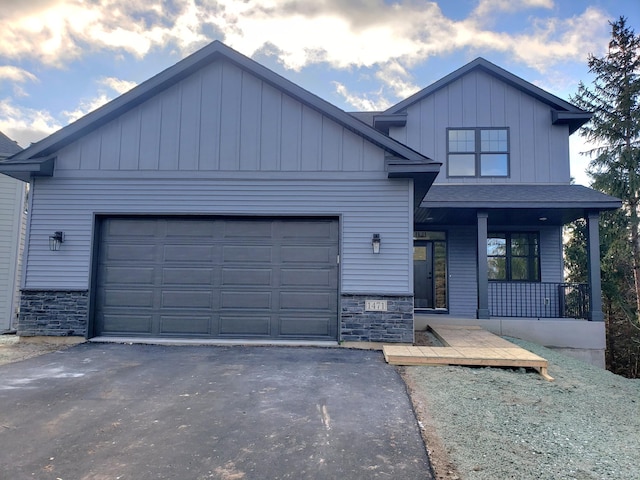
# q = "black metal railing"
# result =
<box><xmin>488</xmin><ymin>282</ymin><xmax>590</xmax><ymax>319</ymax></box>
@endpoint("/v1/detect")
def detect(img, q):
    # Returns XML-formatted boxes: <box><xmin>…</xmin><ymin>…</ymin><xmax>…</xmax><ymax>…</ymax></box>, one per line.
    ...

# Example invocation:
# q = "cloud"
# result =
<box><xmin>99</xmin><ymin>77</ymin><xmax>138</xmax><ymax>95</ymax></box>
<box><xmin>0</xmin><ymin>1</ymin><xmax>613</xmax><ymax>114</ymax></box>
<box><xmin>333</xmin><ymin>82</ymin><xmax>390</xmax><ymax>111</ymax></box>
<box><xmin>0</xmin><ymin>98</ymin><xmax>61</xmax><ymax>147</ymax></box>
<box><xmin>61</xmin><ymin>76</ymin><xmax>138</xmax><ymax>123</ymax></box>
<box><xmin>0</xmin><ymin>66</ymin><xmax>38</xmax><ymax>84</ymax></box>
<box><xmin>471</xmin><ymin>0</ymin><xmax>554</xmax><ymax>20</ymax></box>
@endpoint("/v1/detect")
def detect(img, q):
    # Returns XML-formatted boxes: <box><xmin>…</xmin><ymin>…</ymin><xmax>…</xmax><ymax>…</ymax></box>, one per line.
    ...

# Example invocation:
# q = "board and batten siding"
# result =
<box><xmin>54</xmin><ymin>60</ymin><xmax>385</xmax><ymax>175</ymax></box>
<box><xmin>391</xmin><ymin>69</ymin><xmax>571</xmax><ymax>184</ymax></box>
<box><xmin>446</xmin><ymin>225</ymin><xmax>565</xmax><ymax>318</ymax></box>
<box><xmin>0</xmin><ymin>175</ymin><xmax>25</xmax><ymax>330</ymax></box>
<box><xmin>25</xmin><ymin>177</ymin><xmax>413</xmax><ymax>294</ymax></box>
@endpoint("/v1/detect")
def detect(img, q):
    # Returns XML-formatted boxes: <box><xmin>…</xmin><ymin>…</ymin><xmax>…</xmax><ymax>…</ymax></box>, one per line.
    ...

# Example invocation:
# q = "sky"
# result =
<box><xmin>0</xmin><ymin>0</ymin><xmax>638</xmax><ymax>186</ymax></box>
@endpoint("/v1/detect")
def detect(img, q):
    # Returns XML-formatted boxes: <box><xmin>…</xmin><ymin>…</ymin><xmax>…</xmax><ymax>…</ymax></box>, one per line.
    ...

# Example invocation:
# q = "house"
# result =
<box><xmin>0</xmin><ymin>132</ymin><xmax>25</xmax><ymax>332</ymax></box>
<box><xmin>0</xmin><ymin>42</ymin><xmax>620</xmax><ymax>366</ymax></box>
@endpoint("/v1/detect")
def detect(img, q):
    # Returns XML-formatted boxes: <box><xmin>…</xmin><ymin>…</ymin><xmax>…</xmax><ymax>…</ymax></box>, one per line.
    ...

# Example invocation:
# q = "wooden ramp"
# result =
<box><xmin>383</xmin><ymin>325</ymin><xmax>553</xmax><ymax>381</ymax></box>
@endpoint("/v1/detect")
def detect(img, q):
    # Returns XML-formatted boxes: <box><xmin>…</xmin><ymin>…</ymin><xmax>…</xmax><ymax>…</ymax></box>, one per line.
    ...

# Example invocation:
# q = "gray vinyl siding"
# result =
<box><xmin>0</xmin><ymin>175</ymin><xmax>25</xmax><ymax>330</ymax></box>
<box><xmin>391</xmin><ymin>69</ymin><xmax>571</xmax><ymax>184</ymax></box>
<box><xmin>54</xmin><ymin>60</ymin><xmax>385</xmax><ymax>174</ymax></box>
<box><xmin>446</xmin><ymin>225</ymin><xmax>565</xmax><ymax>318</ymax></box>
<box><xmin>447</xmin><ymin>227</ymin><xmax>478</xmax><ymax>317</ymax></box>
<box><xmin>24</xmin><ymin>177</ymin><xmax>413</xmax><ymax>294</ymax></box>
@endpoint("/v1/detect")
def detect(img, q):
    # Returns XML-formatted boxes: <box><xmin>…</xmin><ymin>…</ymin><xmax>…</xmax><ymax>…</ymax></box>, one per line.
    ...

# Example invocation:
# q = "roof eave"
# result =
<box><xmin>0</xmin><ymin>157</ymin><xmax>54</xmax><ymax>182</ymax></box>
<box><xmin>552</xmin><ymin>110</ymin><xmax>593</xmax><ymax>134</ymax></box>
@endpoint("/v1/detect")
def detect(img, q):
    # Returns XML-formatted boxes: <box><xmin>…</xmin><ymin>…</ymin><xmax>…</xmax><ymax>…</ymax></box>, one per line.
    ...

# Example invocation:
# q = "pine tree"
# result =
<box><xmin>571</xmin><ymin>17</ymin><xmax>640</xmax><ymax>326</ymax></box>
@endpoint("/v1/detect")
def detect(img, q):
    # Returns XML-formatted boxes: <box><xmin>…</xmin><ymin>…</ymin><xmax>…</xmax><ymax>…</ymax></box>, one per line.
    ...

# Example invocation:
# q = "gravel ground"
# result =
<box><xmin>402</xmin><ymin>338</ymin><xmax>640</xmax><ymax>480</ymax></box>
<box><xmin>0</xmin><ymin>334</ymin><xmax>72</xmax><ymax>365</ymax></box>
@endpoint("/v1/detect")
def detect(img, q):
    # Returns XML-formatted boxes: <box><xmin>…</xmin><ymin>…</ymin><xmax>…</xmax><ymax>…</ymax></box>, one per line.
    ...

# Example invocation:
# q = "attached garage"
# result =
<box><xmin>5</xmin><ymin>41</ymin><xmax>438</xmax><ymax>343</ymax></box>
<box><xmin>94</xmin><ymin>217</ymin><xmax>339</xmax><ymax>340</ymax></box>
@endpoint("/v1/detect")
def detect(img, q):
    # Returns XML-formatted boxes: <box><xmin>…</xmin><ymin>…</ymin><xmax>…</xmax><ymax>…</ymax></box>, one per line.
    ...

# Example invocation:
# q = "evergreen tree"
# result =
<box><xmin>571</xmin><ymin>16</ymin><xmax>640</xmax><ymax>323</ymax></box>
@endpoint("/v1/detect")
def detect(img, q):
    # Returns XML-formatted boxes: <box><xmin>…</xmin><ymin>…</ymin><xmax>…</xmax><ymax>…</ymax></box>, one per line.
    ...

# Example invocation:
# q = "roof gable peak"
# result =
<box><xmin>385</xmin><ymin>56</ymin><xmax>586</xmax><ymax>117</ymax></box>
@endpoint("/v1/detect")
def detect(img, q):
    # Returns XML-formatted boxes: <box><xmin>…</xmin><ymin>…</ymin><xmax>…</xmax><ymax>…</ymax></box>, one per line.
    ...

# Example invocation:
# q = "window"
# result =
<box><xmin>447</xmin><ymin>128</ymin><xmax>509</xmax><ymax>177</ymax></box>
<box><xmin>487</xmin><ymin>232</ymin><xmax>539</xmax><ymax>281</ymax></box>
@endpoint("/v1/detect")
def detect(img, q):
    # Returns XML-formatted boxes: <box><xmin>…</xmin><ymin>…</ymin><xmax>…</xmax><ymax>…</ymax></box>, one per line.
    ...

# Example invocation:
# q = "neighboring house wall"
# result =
<box><xmin>390</xmin><ymin>69</ymin><xmax>571</xmax><ymax>184</ymax></box>
<box><xmin>0</xmin><ymin>174</ymin><xmax>25</xmax><ymax>331</ymax></box>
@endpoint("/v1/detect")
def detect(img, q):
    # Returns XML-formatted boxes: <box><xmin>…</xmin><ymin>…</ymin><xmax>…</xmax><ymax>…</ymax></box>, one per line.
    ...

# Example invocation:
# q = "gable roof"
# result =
<box><xmin>384</xmin><ymin>57</ymin><xmax>590</xmax><ymax>134</ymax></box>
<box><xmin>0</xmin><ymin>131</ymin><xmax>22</xmax><ymax>158</ymax></box>
<box><xmin>1</xmin><ymin>41</ymin><xmax>438</xmax><ymax>182</ymax></box>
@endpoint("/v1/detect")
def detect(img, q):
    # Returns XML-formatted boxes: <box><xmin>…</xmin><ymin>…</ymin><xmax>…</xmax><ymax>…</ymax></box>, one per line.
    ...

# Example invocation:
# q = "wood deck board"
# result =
<box><xmin>382</xmin><ymin>324</ymin><xmax>553</xmax><ymax>381</ymax></box>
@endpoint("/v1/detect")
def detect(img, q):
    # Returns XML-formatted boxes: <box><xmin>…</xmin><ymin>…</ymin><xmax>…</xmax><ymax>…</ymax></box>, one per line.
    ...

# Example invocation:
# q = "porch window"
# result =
<box><xmin>447</xmin><ymin>128</ymin><xmax>509</xmax><ymax>177</ymax></box>
<box><xmin>487</xmin><ymin>232</ymin><xmax>539</xmax><ymax>281</ymax></box>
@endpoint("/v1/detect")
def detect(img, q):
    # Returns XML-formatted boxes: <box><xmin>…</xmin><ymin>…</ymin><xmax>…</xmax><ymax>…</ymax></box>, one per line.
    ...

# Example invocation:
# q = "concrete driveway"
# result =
<box><xmin>0</xmin><ymin>343</ymin><xmax>433</xmax><ymax>479</ymax></box>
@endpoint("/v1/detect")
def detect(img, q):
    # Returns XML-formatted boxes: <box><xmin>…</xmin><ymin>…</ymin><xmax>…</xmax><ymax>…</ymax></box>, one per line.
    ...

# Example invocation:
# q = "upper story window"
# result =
<box><xmin>447</xmin><ymin>128</ymin><xmax>509</xmax><ymax>177</ymax></box>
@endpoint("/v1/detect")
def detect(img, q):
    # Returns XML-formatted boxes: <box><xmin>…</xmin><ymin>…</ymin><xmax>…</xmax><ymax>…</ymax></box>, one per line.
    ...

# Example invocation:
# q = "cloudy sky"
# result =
<box><xmin>0</xmin><ymin>0</ymin><xmax>638</xmax><ymax>185</ymax></box>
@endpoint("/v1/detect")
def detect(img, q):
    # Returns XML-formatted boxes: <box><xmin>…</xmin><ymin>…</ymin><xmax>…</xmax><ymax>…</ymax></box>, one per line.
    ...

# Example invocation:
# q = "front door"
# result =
<box><xmin>414</xmin><ymin>241</ymin><xmax>434</xmax><ymax>308</ymax></box>
<box><xmin>414</xmin><ymin>231</ymin><xmax>448</xmax><ymax>310</ymax></box>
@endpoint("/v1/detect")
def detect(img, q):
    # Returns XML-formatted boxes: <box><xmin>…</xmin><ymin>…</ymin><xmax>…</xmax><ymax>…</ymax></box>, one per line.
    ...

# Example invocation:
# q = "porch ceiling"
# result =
<box><xmin>416</xmin><ymin>184</ymin><xmax>621</xmax><ymax>226</ymax></box>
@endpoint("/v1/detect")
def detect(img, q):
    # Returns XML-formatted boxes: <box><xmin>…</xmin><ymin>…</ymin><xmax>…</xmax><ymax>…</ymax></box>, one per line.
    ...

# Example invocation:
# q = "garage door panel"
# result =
<box><xmin>223</xmin><ymin>245</ymin><xmax>272</xmax><ymax>263</ymax></box>
<box><xmin>107</xmin><ymin>219</ymin><xmax>158</xmax><ymax>236</ymax></box>
<box><xmin>279</xmin><ymin>221</ymin><xmax>334</xmax><ymax>239</ymax></box>
<box><xmin>101</xmin><ymin>314</ymin><xmax>152</xmax><ymax>333</ymax></box>
<box><xmin>281</xmin><ymin>268</ymin><xmax>331</xmax><ymax>287</ymax></box>
<box><xmin>280</xmin><ymin>292</ymin><xmax>335</xmax><ymax>310</ymax></box>
<box><xmin>164</xmin><ymin>245</ymin><xmax>215</xmax><ymax>262</ymax></box>
<box><xmin>96</xmin><ymin>217</ymin><xmax>338</xmax><ymax>340</ymax></box>
<box><xmin>104</xmin><ymin>266</ymin><xmax>155</xmax><ymax>284</ymax></box>
<box><xmin>221</xmin><ymin>291</ymin><xmax>271</xmax><ymax>309</ymax></box>
<box><xmin>103</xmin><ymin>289</ymin><xmax>154</xmax><ymax>307</ymax></box>
<box><xmin>162</xmin><ymin>291</ymin><xmax>212</xmax><ymax>308</ymax></box>
<box><xmin>104</xmin><ymin>244</ymin><xmax>156</xmax><ymax>262</ymax></box>
<box><xmin>163</xmin><ymin>268</ymin><xmax>213</xmax><ymax>285</ymax></box>
<box><xmin>160</xmin><ymin>316</ymin><xmax>211</xmax><ymax>334</ymax></box>
<box><xmin>222</xmin><ymin>268</ymin><xmax>271</xmax><ymax>286</ymax></box>
<box><xmin>219</xmin><ymin>316</ymin><xmax>270</xmax><ymax>335</ymax></box>
<box><xmin>280</xmin><ymin>316</ymin><xmax>331</xmax><ymax>336</ymax></box>
<box><xmin>165</xmin><ymin>220</ymin><xmax>217</xmax><ymax>237</ymax></box>
<box><xmin>224</xmin><ymin>221</ymin><xmax>272</xmax><ymax>238</ymax></box>
<box><xmin>281</xmin><ymin>246</ymin><xmax>332</xmax><ymax>263</ymax></box>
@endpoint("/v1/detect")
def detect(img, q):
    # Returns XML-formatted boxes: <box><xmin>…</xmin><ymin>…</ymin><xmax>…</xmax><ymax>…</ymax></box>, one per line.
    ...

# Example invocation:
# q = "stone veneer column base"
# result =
<box><xmin>18</xmin><ymin>290</ymin><xmax>89</xmax><ymax>337</ymax></box>
<box><xmin>341</xmin><ymin>294</ymin><xmax>414</xmax><ymax>343</ymax></box>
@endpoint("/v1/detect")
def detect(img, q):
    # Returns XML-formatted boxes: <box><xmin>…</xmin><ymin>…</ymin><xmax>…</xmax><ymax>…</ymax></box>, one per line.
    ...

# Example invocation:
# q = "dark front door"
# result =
<box><xmin>414</xmin><ymin>241</ymin><xmax>434</xmax><ymax>309</ymax></box>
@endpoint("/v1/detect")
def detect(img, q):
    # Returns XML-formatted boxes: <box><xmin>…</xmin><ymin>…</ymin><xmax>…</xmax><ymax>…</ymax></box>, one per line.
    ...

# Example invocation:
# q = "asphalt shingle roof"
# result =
<box><xmin>421</xmin><ymin>184</ymin><xmax>621</xmax><ymax>209</ymax></box>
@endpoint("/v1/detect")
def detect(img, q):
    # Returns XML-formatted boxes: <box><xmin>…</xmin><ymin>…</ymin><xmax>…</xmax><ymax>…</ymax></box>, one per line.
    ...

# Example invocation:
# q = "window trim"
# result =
<box><xmin>487</xmin><ymin>231</ymin><xmax>540</xmax><ymax>282</ymax></box>
<box><xmin>446</xmin><ymin>127</ymin><xmax>510</xmax><ymax>178</ymax></box>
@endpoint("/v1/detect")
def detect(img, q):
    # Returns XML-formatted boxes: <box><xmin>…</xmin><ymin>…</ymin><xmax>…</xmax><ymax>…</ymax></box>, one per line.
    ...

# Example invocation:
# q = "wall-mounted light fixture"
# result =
<box><xmin>372</xmin><ymin>233</ymin><xmax>381</xmax><ymax>254</ymax></box>
<box><xmin>49</xmin><ymin>231</ymin><xmax>65</xmax><ymax>251</ymax></box>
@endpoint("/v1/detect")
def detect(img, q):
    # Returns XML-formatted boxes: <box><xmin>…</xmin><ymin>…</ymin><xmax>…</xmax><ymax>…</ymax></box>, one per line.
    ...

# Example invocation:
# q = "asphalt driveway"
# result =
<box><xmin>0</xmin><ymin>343</ymin><xmax>433</xmax><ymax>479</ymax></box>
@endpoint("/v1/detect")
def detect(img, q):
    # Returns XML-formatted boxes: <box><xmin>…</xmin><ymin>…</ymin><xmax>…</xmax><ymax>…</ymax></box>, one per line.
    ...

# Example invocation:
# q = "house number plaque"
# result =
<box><xmin>365</xmin><ymin>300</ymin><xmax>388</xmax><ymax>312</ymax></box>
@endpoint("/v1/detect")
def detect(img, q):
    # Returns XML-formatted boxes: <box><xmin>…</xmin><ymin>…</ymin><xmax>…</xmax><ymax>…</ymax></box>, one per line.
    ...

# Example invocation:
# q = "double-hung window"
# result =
<box><xmin>487</xmin><ymin>232</ymin><xmax>540</xmax><ymax>281</ymax></box>
<box><xmin>448</xmin><ymin>128</ymin><xmax>509</xmax><ymax>177</ymax></box>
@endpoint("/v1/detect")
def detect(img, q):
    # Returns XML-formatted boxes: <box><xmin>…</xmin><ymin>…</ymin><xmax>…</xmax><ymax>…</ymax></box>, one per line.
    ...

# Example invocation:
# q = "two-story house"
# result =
<box><xmin>0</xmin><ymin>42</ymin><xmax>619</xmax><ymax>365</ymax></box>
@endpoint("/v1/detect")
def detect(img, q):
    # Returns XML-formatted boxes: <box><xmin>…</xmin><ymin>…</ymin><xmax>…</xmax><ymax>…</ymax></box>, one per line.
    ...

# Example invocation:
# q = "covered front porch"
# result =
<box><xmin>411</xmin><ymin>184</ymin><xmax>621</xmax><ymax>367</ymax></box>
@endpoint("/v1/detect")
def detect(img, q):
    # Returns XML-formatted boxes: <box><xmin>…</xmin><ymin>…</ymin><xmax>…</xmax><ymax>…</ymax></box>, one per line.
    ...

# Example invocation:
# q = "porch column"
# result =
<box><xmin>477</xmin><ymin>211</ymin><xmax>490</xmax><ymax>319</ymax></box>
<box><xmin>587</xmin><ymin>211</ymin><xmax>604</xmax><ymax>321</ymax></box>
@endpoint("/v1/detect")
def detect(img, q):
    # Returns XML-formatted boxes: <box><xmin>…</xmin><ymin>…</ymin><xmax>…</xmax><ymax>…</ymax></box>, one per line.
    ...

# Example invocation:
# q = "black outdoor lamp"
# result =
<box><xmin>372</xmin><ymin>233</ymin><xmax>381</xmax><ymax>254</ymax></box>
<box><xmin>49</xmin><ymin>231</ymin><xmax>65</xmax><ymax>251</ymax></box>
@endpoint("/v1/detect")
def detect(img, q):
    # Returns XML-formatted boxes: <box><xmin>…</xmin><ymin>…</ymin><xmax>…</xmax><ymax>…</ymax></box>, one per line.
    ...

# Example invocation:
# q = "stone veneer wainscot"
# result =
<box><xmin>18</xmin><ymin>290</ymin><xmax>88</xmax><ymax>337</ymax></box>
<box><xmin>341</xmin><ymin>294</ymin><xmax>414</xmax><ymax>343</ymax></box>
